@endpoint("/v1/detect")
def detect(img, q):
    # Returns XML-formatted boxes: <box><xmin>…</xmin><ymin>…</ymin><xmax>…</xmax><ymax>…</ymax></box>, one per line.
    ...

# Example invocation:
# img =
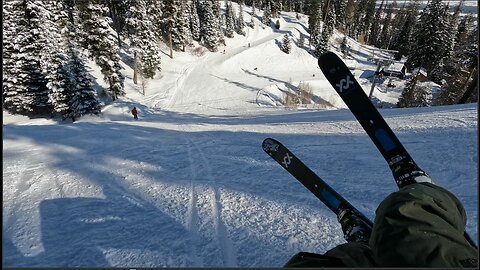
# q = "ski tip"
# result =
<box><xmin>317</xmin><ymin>51</ymin><xmax>342</xmax><ymax>72</ymax></box>
<box><xmin>318</xmin><ymin>51</ymin><xmax>339</xmax><ymax>63</ymax></box>
<box><xmin>262</xmin><ymin>138</ymin><xmax>280</xmax><ymax>154</ymax></box>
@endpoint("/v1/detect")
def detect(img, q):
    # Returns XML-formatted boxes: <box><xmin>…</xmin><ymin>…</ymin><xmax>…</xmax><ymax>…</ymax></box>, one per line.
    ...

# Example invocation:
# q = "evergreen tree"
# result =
<box><xmin>262</xmin><ymin>0</ymin><xmax>272</xmax><ymax>26</ymax></box>
<box><xmin>368</xmin><ymin>0</ymin><xmax>384</xmax><ymax>45</ymax></box>
<box><xmin>333</xmin><ymin>0</ymin><xmax>347</xmax><ymax>30</ymax></box>
<box><xmin>199</xmin><ymin>0</ymin><xmax>220</xmax><ymax>51</ymax></box>
<box><xmin>435</xmin><ymin>25</ymin><xmax>478</xmax><ymax>105</ymax></box>
<box><xmin>3</xmin><ymin>0</ymin><xmax>26</xmax><ymax>114</ymax></box>
<box><xmin>280</xmin><ymin>33</ymin><xmax>292</xmax><ymax>53</ymax></box>
<box><xmin>397</xmin><ymin>76</ymin><xmax>432</xmax><ymax>107</ymax></box>
<box><xmin>190</xmin><ymin>0</ymin><xmax>201</xmax><ymax>41</ymax></box>
<box><xmin>63</xmin><ymin>1</ymin><xmax>101</xmax><ymax>119</ymax></box>
<box><xmin>125</xmin><ymin>0</ymin><xmax>162</xmax><ymax>79</ymax></box>
<box><xmin>3</xmin><ymin>0</ymin><xmax>51</xmax><ymax>115</ymax></box>
<box><xmin>236</xmin><ymin>1</ymin><xmax>246</xmax><ymax>35</ymax></box>
<box><xmin>351</xmin><ymin>0</ymin><xmax>368</xmax><ymax>38</ymax></box>
<box><xmin>377</xmin><ymin>1</ymin><xmax>395</xmax><ymax>49</ymax></box>
<box><xmin>408</xmin><ymin>0</ymin><xmax>451</xmax><ymax>74</ymax></box>
<box><xmin>41</xmin><ymin>0</ymin><xmax>75</xmax><ymax>119</ymax></box>
<box><xmin>225</xmin><ymin>1</ymin><xmax>235</xmax><ymax>37</ymax></box>
<box><xmin>78</xmin><ymin>0</ymin><xmax>124</xmax><ymax>100</ymax></box>
<box><xmin>270</xmin><ymin>0</ymin><xmax>281</xmax><ymax>18</ymax></box>
<box><xmin>298</xmin><ymin>34</ymin><xmax>305</xmax><ymax>47</ymax></box>
<box><xmin>455</xmin><ymin>14</ymin><xmax>474</xmax><ymax>47</ymax></box>
<box><xmin>344</xmin><ymin>0</ymin><xmax>355</xmax><ymax>36</ymax></box>
<box><xmin>308</xmin><ymin>3</ymin><xmax>322</xmax><ymax>46</ymax></box>
<box><xmin>323</xmin><ymin>3</ymin><xmax>336</xmax><ymax>37</ymax></box>
<box><xmin>360</xmin><ymin>0</ymin><xmax>376</xmax><ymax>41</ymax></box>
<box><xmin>179</xmin><ymin>0</ymin><xmax>193</xmax><ymax>49</ymax></box>
<box><xmin>145</xmin><ymin>0</ymin><xmax>163</xmax><ymax>41</ymax></box>
<box><xmin>107</xmin><ymin>0</ymin><xmax>129</xmax><ymax>46</ymax></box>
<box><xmin>315</xmin><ymin>30</ymin><xmax>330</xmax><ymax>57</ymax></box>
<box><xmin>390</xmin><ymin>1</ymin><xmax>419</xmax><ymax>59</ymax></box>
<box><xmin>163</xmin><ymin>0</ymin><xmax>186</xmax><ymax>51</ymax></box>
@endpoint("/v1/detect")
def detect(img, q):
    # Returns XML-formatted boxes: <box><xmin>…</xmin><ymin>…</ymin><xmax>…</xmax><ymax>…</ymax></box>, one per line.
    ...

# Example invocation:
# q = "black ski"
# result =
<box><xmin>318</xmin><ymin>52</ymin><xmax>431</xmax><ymax>188</ymax></box>
<box><xmin>262</xmin><ymin>138</ymin><xmax>372</xmax><ymax>243</ymax></box>
<box><xmin>318</xmin><ymin>51</ymin><xmax>477</xmax><ymax>248</ymax></box>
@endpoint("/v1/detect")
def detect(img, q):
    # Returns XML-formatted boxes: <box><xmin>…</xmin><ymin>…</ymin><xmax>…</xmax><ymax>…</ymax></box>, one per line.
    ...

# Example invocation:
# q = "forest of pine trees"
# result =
<box><xmin>3</xmin><ymin>0</ymin><xmax>478</xmax><ymax>120</ymax></box>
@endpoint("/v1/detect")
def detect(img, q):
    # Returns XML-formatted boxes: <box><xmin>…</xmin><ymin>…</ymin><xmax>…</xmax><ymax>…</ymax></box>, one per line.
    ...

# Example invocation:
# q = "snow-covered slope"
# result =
<box><xmin>3</xmin><ymin>5</ymin><xmax>478</xmax><ymax>268</ymax></box>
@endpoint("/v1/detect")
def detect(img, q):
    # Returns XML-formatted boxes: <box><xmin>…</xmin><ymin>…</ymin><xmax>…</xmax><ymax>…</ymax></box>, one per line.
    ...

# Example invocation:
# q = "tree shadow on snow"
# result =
<box><xmin>3</xmin><ymin>110</ymin><xmax>477</xmax><ymax>267</ymax></box>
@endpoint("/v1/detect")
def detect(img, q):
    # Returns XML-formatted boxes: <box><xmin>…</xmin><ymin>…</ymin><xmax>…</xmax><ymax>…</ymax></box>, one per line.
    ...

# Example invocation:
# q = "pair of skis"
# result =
<box><xmin>262</xmin><ymin>52</ymin><xmax>476</xmax><ymax>248</ymax></box>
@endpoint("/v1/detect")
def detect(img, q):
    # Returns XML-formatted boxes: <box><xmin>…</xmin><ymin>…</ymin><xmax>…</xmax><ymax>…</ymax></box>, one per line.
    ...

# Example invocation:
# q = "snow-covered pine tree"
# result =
<box><xmin>163</xmin><ymin>0</ymin><xmax>187</xmax><ymax>51</ymax></box>
<box><xmin>307</xmin><ymin>3</ymin><xmax>322</xmax><ymax>46</ymax></box>
<box><xmin>407</xmin><ymin>0</ymin><xmax>451</xmax><ymax>74</ymax></box>
<box><xmin>77</xmin><ymin>0</ymin><xmax>125</xmax><ymax>100</ymax></box>
<box><xmin>190</xmin><ymin>0</ymin><xmax>201</xmax><ymax>41</ymax></box>
<box><xmin>323</xmin><ymin>3</ymin><xmax>336</xmax><ymax>37</ymax></box>
<box><xmin>368</xmin><ymin>0</ymin><xmax>384</xmax><ymax>46</ymax></box>
<box><xmin>445</xmin><ymin>0</ymin><xmax>463</xmax><ymax>54</ymax></box>
<box><xmin>199</xmin><ymin>0</ymin><xmax>220</xmax><ymax>51</ymax></box>
<box><xmin>390</xmin><ymin>1</ymin><xmax>419</xmax><ymax>59</ymax></box>
<box><xmin>179</xmin><ymin>0</ymin><xmax>193</xmax><ymax>49</ymax></box>
<box><xmin>455</xmin><ymin>14</ymin><xmax>475</xmax><ymax>46</ymax></box>
<box><xmin>262</xmin><ymin>1</ymin><xmax>272</xmax><ymax>26</ymax></box>
<box><xmin>146</xmin><ymin>0</ymin><xmax>164</xmax><ymax>42</ymax></box>
<box><xmin>270</xmin><ymin>0</ymin><xmax>281</xmax><ymax>18</ymax></box>
<box><xmin>107</xmin><ymin>0</ymin><xmax>129</xmax><ymax>46</ymax></box>
<box><xmin>3</xmin><ymin>0</ymin><xmax>51</xmax><ymax>115</ymax></box>
<box><xmin>315</xmin><ymin>30</ymin><xmax>330</xmax><ymax>57</ymax></box>
<box><xmin>41</xmin><ymin>0</ymin><xmax>75</xmax><ymax>119</ymax></box>
<box><xmin>397</xmin><ymin>76</ymin><xmax>432</xmax><ymax>107</ymax></box>
<box><xmin>377</xmin><ymin>1</ymin><xmax>396</xmax><ymax>49</ymax></box>
<box><xmin>344</xmin><ymin>0</ymin><xmax>355</xmax><ymax>36</ymax></box>
<box><xmin>236</xmin><ymin>1</ymin><xmax>246</xmax><ymax>35</ymax></box>
<box><xmin>68</xmin><ymin>46</ymin><xmax>102</xmax><ymax>119</ymax></box>
<box><xmin>296</xmin><ymin>0</ymin><xmax>304</xmax><ymax>14</ymax></box>
<box><xmin>426</xmin><ymin>4</ymin><xmax>456</xmax><ymax>83</ymax></box>
<box><xmin>298</xmin><ymin>34</ymin><xmax>305</xmax><ymax>47</ymax></box>
<box><xmin>212</xmin><ymin>0</ymin><xmax>221</xmax><ymax>17</ymax></box>
<box><xmin>126</xmin><ymin>0</ymin><xmax>161</xmax><ymax>80</ymax></box>
<box><xmin>434</xmin><ymin>24</ymin><xmax>478</xmax><ymax>105</ymax></box>
<box><xmin>360</xmin><ymin>0</ymin><xmax>376</xmax><ymax>42</ymax></box>
<box><xmin>280</xmin><ymin>33</ymin><xmax>292</xmax><ymax>53</ymax></box>
<box><xmin>63</xmin><ymin>1</ymin><xmax>101</xmax><ymax>119</ymax></box>
<box><xmin>225</xmin><ymin>1</ymin><xmax>235</xmax><ymax>37</ymax></box>
<box><xmin>333</xmin><ymin>0</ymin><xmax>347</xmax><ymax>30</ymax></box>
<box><xmin>2</xmin><ymin>0</ymin><xmax>29</xmax><ymax>114</ymax></box>
<box><xmin>284</xmin><ymin>0</ymin><xmax>294</xmax><ymax>12</ymax></box>
<box><xmin>351</xmin><ymin>0</ymin><xmax>368</xmax><ymax>38</ymax></box>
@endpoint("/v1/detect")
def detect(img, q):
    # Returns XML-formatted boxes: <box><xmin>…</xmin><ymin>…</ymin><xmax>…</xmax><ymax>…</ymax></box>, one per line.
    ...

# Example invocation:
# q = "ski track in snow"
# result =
<box><xmin>185</xmin><ymin>135</ymin><xmax>237</xmax><ymax>267</ymax></box>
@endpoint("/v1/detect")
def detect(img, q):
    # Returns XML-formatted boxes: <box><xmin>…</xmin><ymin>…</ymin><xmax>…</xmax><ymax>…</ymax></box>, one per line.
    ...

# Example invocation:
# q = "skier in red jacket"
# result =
<box><xmin>131</xmin><ymin>107</ymin><xmax>138</xmax><ymax>119</ymax></box>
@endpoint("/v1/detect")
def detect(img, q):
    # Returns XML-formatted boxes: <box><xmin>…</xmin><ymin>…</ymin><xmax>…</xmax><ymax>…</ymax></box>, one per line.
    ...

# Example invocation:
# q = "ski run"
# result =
<box><xmin>3</xmin><ymin>3</ymin><xmax>478</xmax><ymax>268</ymax></box>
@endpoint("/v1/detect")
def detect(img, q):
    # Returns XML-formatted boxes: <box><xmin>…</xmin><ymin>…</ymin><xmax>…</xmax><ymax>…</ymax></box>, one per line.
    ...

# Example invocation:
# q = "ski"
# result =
<box><xmin>318</xmin><ymin>51</ymin><xmax>430</xmax><ymax>188</ymax></box>
<box><xmin>318</xmin><ymin>51</ymin><xmax>477</xmax><ymax>248</ymax></box>
<box><xmin>262</xmin><ymin>138</ymin><xmax>372</xmax><ymax>243</ymax></box>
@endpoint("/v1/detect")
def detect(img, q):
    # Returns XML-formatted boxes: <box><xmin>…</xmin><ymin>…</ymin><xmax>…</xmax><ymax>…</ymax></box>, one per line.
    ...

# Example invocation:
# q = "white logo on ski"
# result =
<box><xmin>282</xmin><ymin>153</ymin><xmax>292</xmax><ymax>168</ymax></box>
<box><xmin>336</xmin><ymin>76</ymin><xmax>354</xmax><ymax>93</ymax></box>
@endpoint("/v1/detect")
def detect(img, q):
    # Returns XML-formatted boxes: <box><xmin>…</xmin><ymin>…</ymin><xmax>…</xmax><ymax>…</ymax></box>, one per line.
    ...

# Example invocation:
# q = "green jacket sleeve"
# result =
<box><xmin>370</xmin><ymin>182</ymin><xmax>478</xmax><ymax>267</ymax></box>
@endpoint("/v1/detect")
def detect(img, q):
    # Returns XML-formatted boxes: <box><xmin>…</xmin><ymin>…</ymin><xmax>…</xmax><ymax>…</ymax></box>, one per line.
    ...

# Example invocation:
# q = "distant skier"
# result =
<box><xmin>284</xmin><ymin>182</ymin><xmax>478</xmax><ymax>267</ymax></box>
<box><xmin>131</xmin><ymin>107</ymin><xmax>138</xmax><ymax>119</ymax></box>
